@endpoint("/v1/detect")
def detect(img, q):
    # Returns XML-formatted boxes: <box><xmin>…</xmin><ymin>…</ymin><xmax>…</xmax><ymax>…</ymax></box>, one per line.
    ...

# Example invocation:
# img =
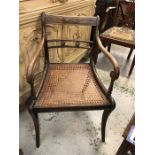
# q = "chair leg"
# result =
<box><xmin>101</xmin><ymin>102</ymin><xmax>115</xmax><ymax>142</ymax></box>
<box><xmin>28</xmin><ymin>108</ymin><xmax>40</xmax><ymax>148</ymax></box>
<box><xmin>128</xmin><ymin>55</ymin><xmax>135</xmax><ymax>77</ymax></box>
<box><xmin>127</xmin><ymin>48</ymin><xmax>134</xmax><ymax>60</ymax></box>
<box><xmin>108</xmin><ymin>43</ymin><xmax>111</xmax><ymax>52</ymax></box>
<box><xmin>116</xmin><ymin>139</ymin><xmax>131</xmax><ymax>155</ymax></box>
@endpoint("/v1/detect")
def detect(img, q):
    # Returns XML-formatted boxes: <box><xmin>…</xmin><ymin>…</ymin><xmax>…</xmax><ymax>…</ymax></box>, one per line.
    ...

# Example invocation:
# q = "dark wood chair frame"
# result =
<box><xmin>100</xmin><ymin>1</ymin><xmax>135</xmax><ymax>76</ymax></box>
<box><xmin>26</xmin><ymin>12</ymin><xmax>120</xmax><ymax>148</ymax></box>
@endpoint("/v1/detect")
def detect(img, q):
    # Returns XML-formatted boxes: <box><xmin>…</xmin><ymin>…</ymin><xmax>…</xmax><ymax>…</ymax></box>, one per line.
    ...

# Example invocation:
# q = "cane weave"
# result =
<box><xmin>34</xmin><ymin>64</ymin><xmax>109</xmax><ymax>108</ymax></box>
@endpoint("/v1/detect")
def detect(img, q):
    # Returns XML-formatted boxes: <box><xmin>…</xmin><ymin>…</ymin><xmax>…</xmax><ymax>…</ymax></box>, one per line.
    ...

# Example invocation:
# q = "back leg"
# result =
<box><xmin>128</xmin><ymin>55</ymin><xmax>135</xmax><ymax>77</ymax></box>
<box><xmin>127</xmin><ymin>48</ymin><xmax>134</xmax><ymax>60</ymax></box>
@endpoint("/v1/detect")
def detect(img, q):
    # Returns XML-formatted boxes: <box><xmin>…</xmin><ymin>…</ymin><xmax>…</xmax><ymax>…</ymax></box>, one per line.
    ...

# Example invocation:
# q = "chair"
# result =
<box><xmin>116</xmin><ymin>113</ymin><xmax>135</xmax><ymax>155</ymax></box>
<box><xmin>26</xmin><ymin>12</ymin><xmax>120</xmax><ymax>148</ymax></box>
<box><xmin>100</xmin><ymin>0</ymin><xmax>135</xmax><ymax>76</ymax></box>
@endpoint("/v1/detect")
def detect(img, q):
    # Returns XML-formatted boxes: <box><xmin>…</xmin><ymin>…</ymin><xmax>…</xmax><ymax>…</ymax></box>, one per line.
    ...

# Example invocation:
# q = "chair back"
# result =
<box><xmin>41</xmin><ymin>13</ymin><xmax>99</xmax><ymax>51</ymax></box>
<box><xmin>114</xmin><ymin>0</ymin><xmax>135</xmax><ymax>29</ymax></box>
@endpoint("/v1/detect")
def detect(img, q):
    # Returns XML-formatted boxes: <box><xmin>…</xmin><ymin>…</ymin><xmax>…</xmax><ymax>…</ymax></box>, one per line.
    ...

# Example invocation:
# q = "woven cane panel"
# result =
<box><xmin>35</xmin><ymin>64</ymin><xmax>109</xmax><ymax>108</ymax></box>
<box><xmin>102</xmin><ymin>26</ymin><xmax>135</xmax><ymax>45</ymax></box>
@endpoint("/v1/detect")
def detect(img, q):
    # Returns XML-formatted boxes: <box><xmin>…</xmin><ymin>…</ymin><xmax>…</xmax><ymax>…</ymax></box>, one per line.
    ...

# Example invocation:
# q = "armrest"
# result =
<box><xmin>100</xmin><ymin>6</ymin><xmax>116</xmax><ymax>32</ymax></box>
<box><xmin>96</xmin><ymin>36</ymin><xmax>120</xmax><ymax>95</ymax></box>
<box><xmin>26</xmin><ymin>36</ymin><xmax>45</xmax><ymax>96</ymax></box>
<box><xmin>121</xmin><ymin>0</ymin><xmax>135</xmax><ymax>4</ymax></box>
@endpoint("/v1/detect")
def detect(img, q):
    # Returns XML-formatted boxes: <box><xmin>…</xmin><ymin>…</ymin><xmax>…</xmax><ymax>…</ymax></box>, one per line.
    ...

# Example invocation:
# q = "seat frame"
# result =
<box><xmin>26</xmin><ymin>12</ymin><xmax>120</xmax><ymax>148</ymax></box>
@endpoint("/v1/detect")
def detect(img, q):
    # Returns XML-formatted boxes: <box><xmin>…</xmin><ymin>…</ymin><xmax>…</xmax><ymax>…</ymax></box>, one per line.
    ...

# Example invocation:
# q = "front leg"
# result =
<box><xmin>101</xmin><ymin>100</ymin><xmax>116</xmax><ymax>142</ymax></box>
<box><xmin>28</xmin><ymin>108</ymin><xmax>40</xmax><ymax>148</ymax></box>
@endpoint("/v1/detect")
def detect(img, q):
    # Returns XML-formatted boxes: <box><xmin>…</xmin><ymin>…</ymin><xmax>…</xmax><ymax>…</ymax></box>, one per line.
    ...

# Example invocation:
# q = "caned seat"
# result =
<box><xmin>35</xmin><ymin>64</ymin><xmax>109</xmax><ymax>109</ymax></box>
<box><xmin>100</xmin><ymin>26</ymin><xmax>135</xmax><ymax>46</ymax></box>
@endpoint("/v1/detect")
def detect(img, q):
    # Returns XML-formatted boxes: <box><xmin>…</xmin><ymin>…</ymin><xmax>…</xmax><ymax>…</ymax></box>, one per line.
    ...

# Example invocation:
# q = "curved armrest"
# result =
<box><xmin>97</xmin><ymin>36</ymin><xmax>120</xmax><ymax>95</ymax></box>
<box><xmin>106</xmin><ymin>6</ymin><xmax>116</xmax><ymax>13</ymax></box>
<box><xmin>26</xmin><ymin>37</ymin><xmax>45</xmax><ymax>95</ymax></box>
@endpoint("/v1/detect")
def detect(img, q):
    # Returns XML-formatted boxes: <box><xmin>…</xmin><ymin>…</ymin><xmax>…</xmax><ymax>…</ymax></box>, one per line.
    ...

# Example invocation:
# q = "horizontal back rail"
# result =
<box><xmin>48</xmin><ymin>45</ymin><xmax>91</xmax><ymax>49</ymax></box>
<box><xmin>47</xmin><ymin>39</ymin><xmax>93</xmax><ymax>44</ymax></box>
<box><xmin>44</xmin><ymin>14</ymin><xmax>98</xmax><ymax>26</ymax></box>
<box><xmin>47</xmin><ymin>39</ymin><xmax>92</xmax><ymax>49</ymax></box>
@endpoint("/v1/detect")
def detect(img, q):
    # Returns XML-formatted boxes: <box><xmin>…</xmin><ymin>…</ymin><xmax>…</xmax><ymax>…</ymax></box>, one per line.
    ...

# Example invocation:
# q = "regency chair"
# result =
<box><xmin>100</xmin><ymin>0</ymin><xmax>135</xmax><ymax>76</ymax></box>
<box><xmin>26</xmin><ymin>12</ymin><xmax>120</xmax><ymax>148</ymax></box>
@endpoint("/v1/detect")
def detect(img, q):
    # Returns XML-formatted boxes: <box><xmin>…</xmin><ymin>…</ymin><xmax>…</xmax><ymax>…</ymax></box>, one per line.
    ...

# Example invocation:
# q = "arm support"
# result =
<box><xmin>97</xmin><ymin>36</ymin><xmax>120</xmax><ymax>95</ymax></box>
<box><xmin>26</xmin><ymin>36</ymin><xmax>45</xmax><ymax>97</ymax></box>
<box><xmin>100</xmin><ymin>6</ymin><xmax>116</xmax><ymax>32</ymax></box>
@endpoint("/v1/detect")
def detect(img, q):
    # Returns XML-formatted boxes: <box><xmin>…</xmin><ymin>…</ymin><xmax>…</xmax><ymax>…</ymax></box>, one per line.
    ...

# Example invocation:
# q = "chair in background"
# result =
<box><xmin>100</xmin><ymin>0</ymin><xmax>135</xmax><ymax>76</ymax></box>
<box><xmin>116</xmin><ymin>113</ymin><xmax>135</xmax><ymax>155</ymax></box>
<box><xmin>26</xmin><ymin>13</ymin><xmax>120</xmax><ymax>148</ymax></box>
